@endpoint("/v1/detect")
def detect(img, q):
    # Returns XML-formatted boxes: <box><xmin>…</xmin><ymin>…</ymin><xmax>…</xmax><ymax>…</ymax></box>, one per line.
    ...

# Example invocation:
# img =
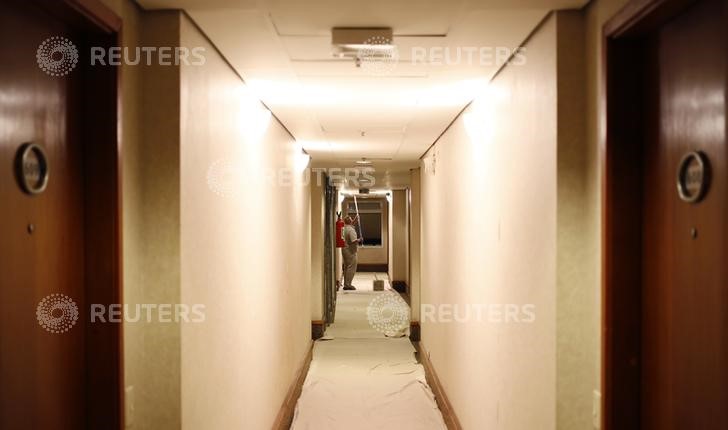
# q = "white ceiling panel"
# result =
<box><xmin>267</xmin><ymin>0</ymin><xmax>468</xmax><ymax>35</ymax></box>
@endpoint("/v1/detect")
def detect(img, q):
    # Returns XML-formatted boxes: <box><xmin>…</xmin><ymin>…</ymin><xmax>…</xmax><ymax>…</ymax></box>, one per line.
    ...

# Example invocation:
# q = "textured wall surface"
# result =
<box><xmin>96</xmin><ymin>2</ymin><xmax>184</xmax><ymax>427</ymax></box>
<box><xmin>96</xmin><ymin>3</ymin><xmax>313</xmax><ymax>427</ymax></box>
<box><xmin>310</xmin><ymin>181</ymin><xmax>324</xmax><ymax>320</ymax></box>
<box><xmin>179</xmin><ymin>14</ymin><xmax>311</xmax><ymax>430</ymax></box>
<box><xmin>409</xmin><ymin>169</ymin><xmax>422</xmax><ymax>322</ymax></box>
<box><xmin>420</xmin><ymin>15</ymin><xmax>558</xmax><ymax>429</ymax></box>
<box><xmin>389</xmin><ymin>189</ymin><xmax>409</xmax><ymax>283</ymax></box>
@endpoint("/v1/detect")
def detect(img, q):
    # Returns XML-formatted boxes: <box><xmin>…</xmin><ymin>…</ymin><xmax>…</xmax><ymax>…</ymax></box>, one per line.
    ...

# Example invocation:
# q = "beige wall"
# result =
<box><xmin>409</xmin><ymin>170</ymin><xmax>422</xmax><ymax>321</ymax></box>
<box><xmin>388</xmin><ymin>194</ymin><xmax>393</xmax><ymax>275</ymax></box>
<box><xmin>97</xmin><ymin>1</ymin><xmax>184</xmax><ymax>428</ymax></box>
<box><xmin>389</xmin><ymin>189</ymin><xmax>408</xmax><ymax>283</ymax></box>
<box><xmin>97</xmin><ymin>2</ymin><xmax>312</xmax><ymax>428</ymax></box>
<box><xmin>555</xmin><ymin>3</ymin><xmax>630</xmax><ymax>428</ymax></box>
<box><xmin>555</xmin><ymin>10</ymin><xmax>592</xmax><ymax>430</ymax></box>
<box><xmin>418</xmin><ymin>1</ymin><xmax>632</xmax><ymax>428</ymax></box>
<box><xmin>179</xmin><ymin>14</ymin><xmax>311</xmax><ymax>430</ymax></box>
<box><xmin>134</xmin><ymin>12</ymin><xmax>184</xmax><ymax>428</ymax></box>
<box><xmin>420</xmin><ymin>15</ymin><xmax>558</xmax><ymax>429</ymax></box>
<box><xmin>335</xmin><ymin>193</ymin><xmax>342</xmax><ymax>282</ymax></box>
<box><xmin>575</xmin><ymin>0</ymin><xmax>630</xmax><ymax>428</ymax></box>
<box><xmin>310</xmin><ymin>181</ymin><xmax>324</xmax><ymax>320</ymax></box>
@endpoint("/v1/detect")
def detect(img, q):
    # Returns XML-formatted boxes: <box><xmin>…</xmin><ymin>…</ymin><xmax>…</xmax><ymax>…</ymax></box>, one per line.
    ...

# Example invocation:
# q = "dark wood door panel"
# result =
<box><xmin>603</xmin><ymin>0</ymin><xmax>727</xmax><ymax>428</ymax></box>
<box><xmin>0</xmin><ymin>1</ymin><xmax>86</xmax><ymax>428</ymax></box>
<box><xmin>642</xmin><ymin>0</ymin><xmax>727</xmax><ymax>428</ymax></box>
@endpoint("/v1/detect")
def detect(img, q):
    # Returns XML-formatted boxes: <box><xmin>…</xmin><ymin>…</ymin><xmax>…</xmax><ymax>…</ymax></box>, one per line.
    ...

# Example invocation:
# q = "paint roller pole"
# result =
<box><xmin>353</xmin><ymin>194</ymin><xmax>364</xmax><ymax>245</ymax></box>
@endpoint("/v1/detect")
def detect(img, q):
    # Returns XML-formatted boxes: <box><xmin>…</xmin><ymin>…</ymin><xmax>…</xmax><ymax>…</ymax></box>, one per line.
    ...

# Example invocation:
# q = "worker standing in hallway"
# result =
<box><xmin>342</xmin><ymin>216</ymin><xmax>361</xmax><ymax>291</ymax></box>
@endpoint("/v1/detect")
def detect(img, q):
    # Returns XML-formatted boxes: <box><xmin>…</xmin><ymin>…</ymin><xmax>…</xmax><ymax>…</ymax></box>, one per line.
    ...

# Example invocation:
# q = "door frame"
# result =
<box><xmin>600</xmin><ymin>0</ymin><xmax>700</xmax><ymax>428</ymax></box>
<box><xmin>33</xmin><ymin>0</ymin><xmax>124</xmax><ymax>427</ymax></box>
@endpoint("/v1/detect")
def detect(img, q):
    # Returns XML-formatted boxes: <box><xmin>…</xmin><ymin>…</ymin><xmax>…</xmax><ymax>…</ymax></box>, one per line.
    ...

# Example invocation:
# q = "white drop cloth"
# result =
<box><xmin>290</xmin><ymin>274</ymin><xmax>447</xmax><ymax>430</ymax></box>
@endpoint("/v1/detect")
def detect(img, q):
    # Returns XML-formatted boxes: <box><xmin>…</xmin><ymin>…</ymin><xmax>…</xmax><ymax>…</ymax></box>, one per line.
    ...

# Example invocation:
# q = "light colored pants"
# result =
<box><xmin>342</xmin><ymin>248</ymin><xmax>358</xmax><ymax>288</ymax></box>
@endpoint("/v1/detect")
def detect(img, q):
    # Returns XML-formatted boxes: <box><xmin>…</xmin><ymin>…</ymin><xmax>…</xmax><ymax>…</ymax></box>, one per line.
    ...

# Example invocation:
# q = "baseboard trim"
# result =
<box><xmin>311</xmin><ymin>320</ymin><xmax>325</xmax><ymax>340</ymax></box>
<box><xmin>357</xmin><ymin>264</ymin><xmax>388</xmax><ymax>272</ymax></box>
<box><xmin>409</xmin><ymin>321</ymin><xmax>420</xmax><ymax>342</ymax></box>
<box><xmin>415</xmin><ymin>341</ymin><xmax>463</xmax><ymax>430</ymax></box>
<box><xmin>271</xmin><ymin>342</ymin><xmax>313</xmax><ymax>430</ymax></box>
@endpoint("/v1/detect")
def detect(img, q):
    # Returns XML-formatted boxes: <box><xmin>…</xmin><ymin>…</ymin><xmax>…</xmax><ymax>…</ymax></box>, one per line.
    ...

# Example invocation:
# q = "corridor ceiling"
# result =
<box><xmin>136</xmin><ymin>0</ymin><xmax>587</xmax><ymax>187</ymax></box>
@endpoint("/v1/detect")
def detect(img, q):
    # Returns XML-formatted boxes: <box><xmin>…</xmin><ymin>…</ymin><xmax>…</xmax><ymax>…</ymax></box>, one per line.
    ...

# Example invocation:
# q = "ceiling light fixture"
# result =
<box><xmin>331</xmin><ymin>27</ymin><xmax>394</xmax><ymax>58</ymax></box>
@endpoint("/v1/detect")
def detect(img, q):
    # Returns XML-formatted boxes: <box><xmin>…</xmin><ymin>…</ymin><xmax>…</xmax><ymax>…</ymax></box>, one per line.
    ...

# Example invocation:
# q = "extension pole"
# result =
<box><xmin>353</xmin><ymin>194</ymin><xmax>364</xmax><ymax>244</ymax></box>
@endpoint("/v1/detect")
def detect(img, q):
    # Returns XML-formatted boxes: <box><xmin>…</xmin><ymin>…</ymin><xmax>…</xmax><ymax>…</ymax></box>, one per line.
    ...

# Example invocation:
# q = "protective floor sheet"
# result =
<box><xmin>349</xmin><ymin>271</ymin><xmax>391</xmax><ymax>291</ymax></box>
<box><xmin>290</xmin><ymin>274</ymin><xmax>447</xmax><ymax>430</ymax></box>
<box><xmin>323</xmin><ymin>291</ymin><xmax>409</xmax><ymax>339</ymax></box>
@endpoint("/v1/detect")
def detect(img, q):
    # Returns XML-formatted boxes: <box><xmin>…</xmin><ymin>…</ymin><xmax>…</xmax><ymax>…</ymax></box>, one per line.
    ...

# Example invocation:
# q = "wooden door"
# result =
<box><xmin>0</xmin><ymin>2</ymin><xmax>86</xmax><ymax>428</ymax></box>
<box><xmin>604</xmin><ymin>0</ymin><xmax>728</xmax><ymax>428</ymax></box>
<box><xmin>0</xmin><ymin>0</ymin><xmax>122</xmax><ymax>428</ymax></box>
<box><xmin>641</xmin><ymin>0</ymin><xmax>727</xmax><ymax>427</ymax></box>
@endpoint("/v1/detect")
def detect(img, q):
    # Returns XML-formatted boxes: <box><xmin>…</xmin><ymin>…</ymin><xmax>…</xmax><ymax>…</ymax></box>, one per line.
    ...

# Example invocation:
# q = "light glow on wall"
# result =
<box><xmin>416</xmin><ymin>78</ymin><xmax>490</xmax><ymax>107</ymax></box>
<box><xmin>238</xmin><ymin>86</ymin><xmax>272</xmax><ymax>144</ymax></box>
<box><xmin>294</xmin><ymin>142</ymin><xmax>311</xmax><ymax>172</ymax></box>
<box><xmin>463</xmin><ymin>83</ymin><xmax>510</xmax><ymax>160</ymax></box>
